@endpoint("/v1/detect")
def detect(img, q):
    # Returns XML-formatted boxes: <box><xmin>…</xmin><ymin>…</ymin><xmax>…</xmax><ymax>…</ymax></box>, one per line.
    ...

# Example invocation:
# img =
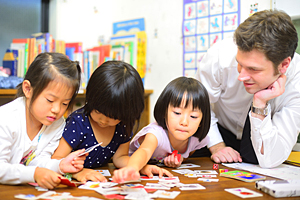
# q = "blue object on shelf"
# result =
<box><xmin>0</xmin><ymin>76</ymin><xmax>23</xmax><ymax>89</ymax></box>
<box><xmin>2</xmin><ymin>49</ymin><xmax>17</xmax><ymax>76</ymax></box>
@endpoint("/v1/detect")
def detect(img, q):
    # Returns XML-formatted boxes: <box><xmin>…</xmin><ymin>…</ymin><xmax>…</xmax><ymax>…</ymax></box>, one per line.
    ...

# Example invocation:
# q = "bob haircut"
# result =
<box><xmin>154</xmin><ymin>77</ymin><xmax>211</xmax><ymax>142</ymax></box>
<box><xmin>84</xmin><ymin>61</ymin><xmax>144</xmax><ymax>137</ymax></box>
<box><xmin>16</xmin><ymin>52</ymin><xmax>81</xmax><ymax>109</ymax></box>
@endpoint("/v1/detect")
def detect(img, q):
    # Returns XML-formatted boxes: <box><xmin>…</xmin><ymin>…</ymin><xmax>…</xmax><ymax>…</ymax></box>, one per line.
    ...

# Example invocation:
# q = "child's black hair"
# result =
<box><xmin>154</xmin><ymin>77</ymin><xmax>211</xmax><ymax>141</ymax></box>
<box><xmin>16</xmin><ymin>52</ymin><xmax>81</xmax><ymax>109</ymax></box>
<box><xmin>84</xmin><ymin>60</ymin><xmax>145</xmax><ymax>137</ymax></box>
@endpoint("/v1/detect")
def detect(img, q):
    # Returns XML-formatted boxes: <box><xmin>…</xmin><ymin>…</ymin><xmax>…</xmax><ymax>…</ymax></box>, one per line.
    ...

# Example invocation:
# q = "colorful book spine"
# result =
<box><xmin>12</xmin><ymin>38</ymin><xmax>29</xmax><ymax>76</ymax></box>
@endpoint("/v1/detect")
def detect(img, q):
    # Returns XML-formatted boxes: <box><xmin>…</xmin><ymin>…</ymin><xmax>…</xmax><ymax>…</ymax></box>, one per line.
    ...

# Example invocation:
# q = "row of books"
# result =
<box><xmin>3</xmin><ymin>32</ymin><xmax>65</xmax><ymax>77</ymax></box>
<box><xmin>3</xmin><ymin>31</ymin><xmax>147</xmax><ymax>88</ymax></box>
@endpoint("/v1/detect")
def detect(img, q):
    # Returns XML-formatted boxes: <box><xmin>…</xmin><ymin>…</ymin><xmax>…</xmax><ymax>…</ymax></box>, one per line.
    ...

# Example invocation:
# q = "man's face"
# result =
<box><xmin>236</xmin><ymin>49</ymin><xmax>281</xmax><ymax>94</ymax></box>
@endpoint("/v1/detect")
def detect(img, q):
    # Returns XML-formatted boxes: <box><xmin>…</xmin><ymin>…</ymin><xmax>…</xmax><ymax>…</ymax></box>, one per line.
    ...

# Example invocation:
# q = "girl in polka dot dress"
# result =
<box><xmin>52</xmin><ymin>61</ymin><xmax>171</xmax><ymax>182</ymax></box>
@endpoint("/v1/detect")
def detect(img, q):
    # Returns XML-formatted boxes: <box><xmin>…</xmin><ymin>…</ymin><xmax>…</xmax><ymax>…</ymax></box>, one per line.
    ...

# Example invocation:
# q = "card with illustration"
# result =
<box><xmin>153</xmin><ymin>190</ymin><xmax>181</xmax><ymax>199</ymax></box>
<box><xmin>144</xmin><ymin>183</ymin><xmax>170</xmax><ymax>190</ymax></box>
<box><xmin>109</xmin><ymin>178</ymin><xmax>141</xmax><ymax>183</ymax></box>
<box><xmin>177</xmin><ymin>163</ymin><xmax>200</xmax><ymax>169</ymax></box>
<box><xmin>140</xmin><ymin>175</ymin><xmax>160</xmax><ymax>180</ymax></box>
<box><xmin>179</xmin><ymin>183</ymin><xmax>206</xmax><ymax>190</ymax></box>
<box><xmin>220</xmin><ymin>170</ymin><xmax>266</xmax><ymax>182</ymax></box>
<box><xmin>79</xmin><ymin>181</ymin><xmax>118</xmax><ymax>190</ymax></box>
<box><xmin>58</xmin><ymin>177</ymin><xmax>83</xmax><ymax>187</ymax></box>
<box><xmin>194</xmin><ymin>170</ymin><xmax>218</xmax><ymax>175</ymax></box>
<box><xmin>96</xmin><ymin>169</ymin><xmax>111</xmax><ymax>176</ymax></box>
<box><xmin>172</xmin><ymin>169</ymin><xmax>194</xmax><ymax>174</ymax></box>
<box><xmin>78</xmin><ymin>142</ymin><xmax>103</xmax><ymax>156</ymax></box>
<box><xmin>225</xmin><ymin>187</ymin><xmax>263</xmax><ymax>198</ymax></box>
<box><xmin>159</xmin><ymin>176</ymin><xmax>180</xmax><ymax>183</ymax></box>
<box><xmin>15</xmin><ymin>191</ymin><xmax>86</xmax><ymax>200</ymax></box>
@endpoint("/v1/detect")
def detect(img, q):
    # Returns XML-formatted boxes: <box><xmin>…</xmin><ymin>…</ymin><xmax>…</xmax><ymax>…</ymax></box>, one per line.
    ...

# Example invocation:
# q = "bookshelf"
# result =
<box><xmin>0</xmin><ymin>89</ymin><xmax>153</xmax><ymax>133</ymax></box>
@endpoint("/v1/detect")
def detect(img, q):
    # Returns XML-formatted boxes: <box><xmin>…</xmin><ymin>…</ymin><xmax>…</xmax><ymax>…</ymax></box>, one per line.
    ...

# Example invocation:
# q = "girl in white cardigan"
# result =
<box><xmin>0</xmin><ymin>53</ymin><xmax>86</xmax><ymax>189</ymax></box>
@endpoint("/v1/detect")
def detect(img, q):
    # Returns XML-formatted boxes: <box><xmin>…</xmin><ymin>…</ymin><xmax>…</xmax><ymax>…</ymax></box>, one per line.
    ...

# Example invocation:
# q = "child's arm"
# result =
<box><xmin>52</xmin><ymin>137</ymin><xmax>73</xmax><ymax>159</ymax></box>
<box><xmin>112</xmin><ymin>133</ymin><xmax>158</xmax><ymax>183</ymax></box>
<box><xmin>112</xmin><ymin>141</ymin><xmax>130</xmax><ymax>168</ymax></box>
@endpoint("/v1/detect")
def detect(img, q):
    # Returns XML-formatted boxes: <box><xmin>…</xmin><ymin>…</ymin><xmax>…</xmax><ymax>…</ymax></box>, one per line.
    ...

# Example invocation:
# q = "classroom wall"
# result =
<box><xmin>0</xmin><ymin>0</ymin><xmax>41</xmax><ymax>65</ymax></box>
<box><xmin>49</xmin><ymin>0</ymin><xmax>272</xmax><ymax>123</ymax></box>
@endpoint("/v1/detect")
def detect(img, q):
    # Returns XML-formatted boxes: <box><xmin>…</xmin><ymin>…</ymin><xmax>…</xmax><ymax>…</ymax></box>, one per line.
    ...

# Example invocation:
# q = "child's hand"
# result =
<box><xmin>140</xmin><ymin>164</ymin><xmax>173</xmax><ymax>178</ymax></box>
<box><xmin>34</xmin><ymin>167</ymin><xmax>61</xmax><ymax>189</ymax></box>
<box><xmin>163</xmin><ymin>152</ymin><xmax>183</xmax><ymax>168</ymax></box>
<box><xmin>73</xmin><ymin>168</ymin><xmax>107</xmax><ymax>183</ymax></box>
<box><xmin>59</xmin><ymin>149</ymin><xmax>87</xmax><ymax>174</ymax></box>
<box><xmin>112</xmin><ymin>166</ymin><xmax>140</xmax><ymax>183</ymax></box>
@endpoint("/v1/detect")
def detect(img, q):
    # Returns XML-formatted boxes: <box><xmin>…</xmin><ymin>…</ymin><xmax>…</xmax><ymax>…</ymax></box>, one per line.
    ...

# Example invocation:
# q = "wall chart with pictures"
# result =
<box><xmin>182</xmin><ymin>0</ymin><xmax>240</xmax><ymax>77</ymax></box>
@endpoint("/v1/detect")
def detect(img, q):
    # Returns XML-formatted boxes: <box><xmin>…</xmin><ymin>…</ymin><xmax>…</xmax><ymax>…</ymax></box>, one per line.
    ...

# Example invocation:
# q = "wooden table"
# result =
<box><xmin>0</xmin><ymin>157</ymin><xmax>298</xmax><ymax>200</ymax></box>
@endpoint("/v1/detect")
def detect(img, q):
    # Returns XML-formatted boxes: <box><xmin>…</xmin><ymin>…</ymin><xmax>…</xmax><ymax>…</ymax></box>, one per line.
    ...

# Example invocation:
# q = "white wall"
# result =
<box><xmin>272</xmin><ymin>0</ymin><xmax>300</xmax><ymax>19</ymax></box>
<box><xmin>49</xmin><ymin>0</ymin><xmax>271</xmax><ymax>123</ymax></box>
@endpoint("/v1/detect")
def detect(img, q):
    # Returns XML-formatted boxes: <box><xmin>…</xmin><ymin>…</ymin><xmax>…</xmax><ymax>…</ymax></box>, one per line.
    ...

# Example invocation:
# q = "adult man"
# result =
<box><xmin>195</xmin><ymin>9</ymin><xmax>300</xmax><ymax>168</ymax></box>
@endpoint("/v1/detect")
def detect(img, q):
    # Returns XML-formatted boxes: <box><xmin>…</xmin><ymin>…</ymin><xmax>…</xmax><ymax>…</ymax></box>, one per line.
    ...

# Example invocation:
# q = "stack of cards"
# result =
<box><xmin>172</xmin><ymin>169</ymin><xmax>219</xmax><ymax>182</ymax></box>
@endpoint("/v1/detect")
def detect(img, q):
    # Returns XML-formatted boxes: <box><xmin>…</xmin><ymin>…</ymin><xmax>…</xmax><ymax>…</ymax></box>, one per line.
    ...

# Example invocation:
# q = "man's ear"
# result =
<box><xmin>22</xmin><ymin>80</ymin><xmax>32</xmax><ymax>98</ymax></box>
<box><xmin>278</xmin><ymin>57</ymin><xmax>291</xmax><ymax>74</ymax></box>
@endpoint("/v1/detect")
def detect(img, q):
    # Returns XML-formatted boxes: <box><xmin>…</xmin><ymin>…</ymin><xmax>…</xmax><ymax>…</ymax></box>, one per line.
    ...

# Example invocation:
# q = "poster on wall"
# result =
<box><xmin>182</xmin><ymin>0</ymin><xmax>240</xmax><ymax>77</ymax></box>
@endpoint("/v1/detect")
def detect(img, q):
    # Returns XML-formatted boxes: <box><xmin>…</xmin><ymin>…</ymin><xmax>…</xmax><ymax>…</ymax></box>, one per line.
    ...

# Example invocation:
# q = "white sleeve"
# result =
<box><xmin>195</xmin><ymin>43</ymin><xmax>224</xmax><ymax>148</ymax></box>
<box><xmin>250</xmin><ymin>101</ymin><xmax>300</xmax><ymax>168</ymax></box>
<box><xmin>29</xmin><ymin>119</ymin><xmax>65</xmax><ymax>173</ymax></box>
<box><xmin>0</xmin><ymin>124</ymin><xmax>36</xmax><ymax>184</ymax></box>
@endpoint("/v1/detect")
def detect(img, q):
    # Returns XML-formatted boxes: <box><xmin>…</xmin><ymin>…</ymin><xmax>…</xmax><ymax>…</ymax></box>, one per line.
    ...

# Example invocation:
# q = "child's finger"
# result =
<box><xmin>131</xmin><ymin>171</ymin><xmax>141</xmax><ymax>180</ymax></box>
<box><xmin>163</xmin><ymin>169</ymin><xmax>173</xmax><ymax>177</ymax></box>
<box><xmin>143</xmin><ymin>169</ymin><xmax>154</xmax><ymax>179</ymax></box>
<box><xmin>81</xmin><ymin>178</ymin><xmax>87</xmax><ymax>183</ymax></box>
<box><xmin>113</xmin><ymin>169</ymin><xmax>124</xmax><ymax>183</ymax></box>
<box><xmin>91</xmin><ymin>174</ymin><xmax>107</xmax><ymax>182</ymax></box>
<box><xmin>157</xmin><ymin>168</ymin><xmax>164</xmax><ymax>178</ymax></box>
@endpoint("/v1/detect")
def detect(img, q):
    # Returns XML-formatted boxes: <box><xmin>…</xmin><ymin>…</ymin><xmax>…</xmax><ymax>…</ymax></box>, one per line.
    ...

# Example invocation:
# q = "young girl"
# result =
<box><xmin>0</xmin><ymin>52</ymin><xmax>87</xmax><ymax>189</ymax></box>
<box><xmin>112</xmin><ymin>76</ymin><xmax>211</xmax><ymax>183</ymax></box>
<box><xmin>52</xmin><ymin>61</ymin><xmax>171</xmax><ymax>182</ymax></box>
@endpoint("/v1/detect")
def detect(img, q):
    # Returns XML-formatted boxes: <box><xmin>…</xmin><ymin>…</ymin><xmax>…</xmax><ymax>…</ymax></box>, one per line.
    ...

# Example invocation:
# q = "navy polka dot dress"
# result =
<box><xmin>63</xmin><ymin>108</ymin><xmax>132</xmax><ymax>168</ymax></box>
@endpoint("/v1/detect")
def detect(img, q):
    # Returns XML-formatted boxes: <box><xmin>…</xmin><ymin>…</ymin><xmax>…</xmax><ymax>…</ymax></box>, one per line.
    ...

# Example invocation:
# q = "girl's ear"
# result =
<box><xmin>22</xmin><ymin>80</ymin><xmax>32</xmax><ymax>98</ymax></box>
